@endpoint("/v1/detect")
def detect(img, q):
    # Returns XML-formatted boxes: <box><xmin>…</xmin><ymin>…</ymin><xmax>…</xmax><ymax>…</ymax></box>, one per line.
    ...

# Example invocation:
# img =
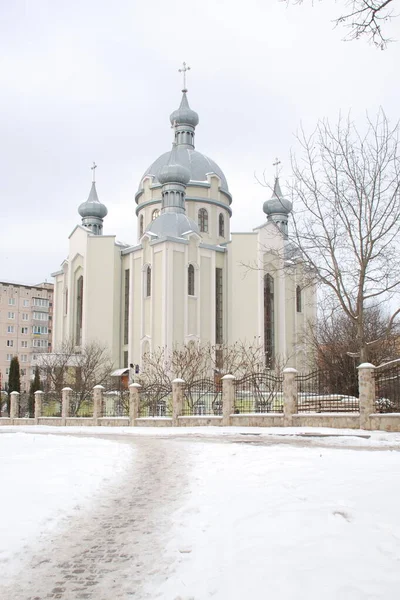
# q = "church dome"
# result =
<box><xmin>138</xmin><ymin>146</ymin><xmax>229</xmax><ymax>195</ymax></box>
<box><xmin>158</xmin><ymin>160</ymin><xmax>190</xmax><ymax>186</ymax></box>
<box><xmin>78</xmin><ymin>182</ymin><xmax>108</xmax><ymax>219</ymax></box>
<box><xmin>170</xmin><ymin>91</ymin><xmax>199</xmax><ymax>128</ymax></box>
<box><xmin>263</xmin><ymin>178</ymin><xmax>292</xmax><ymax>216</ymax></box>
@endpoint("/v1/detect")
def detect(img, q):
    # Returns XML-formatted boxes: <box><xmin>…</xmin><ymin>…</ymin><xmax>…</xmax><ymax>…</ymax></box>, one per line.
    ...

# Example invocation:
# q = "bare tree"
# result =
<box><xmin>37</xmin><ymin>340</ymin><xmax>114</xmax><ymax>413</ymax></box>
<box><xmin>287</xmin><ymin>1</ymin><xmax>396</xmax><ymax>48</ymax></box>
<box><xmin>288</xmin><ymin>110</ymin><xmax>400</xmax><ymax>362</ymax></box>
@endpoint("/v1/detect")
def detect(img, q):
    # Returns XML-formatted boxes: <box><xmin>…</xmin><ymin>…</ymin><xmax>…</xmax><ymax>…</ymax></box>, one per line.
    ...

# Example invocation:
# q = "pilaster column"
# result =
<box><xmin>129</xmin><ymin>383</ymin><xmax>141</xmax><ymax>426</ymax></box>
<box><xmin>62</xmin><ymin>387</ymin><xmax>73</xmax><ymax>426</ymax></box>
<box><xmin>358</xmin><ymin>363</ymin><xmax>375</xmax><ymax>430</ymax></box>
<box><xmin>283</xmin><ymin>368</ymin><xmax>298</xmax><ymax>426</ymax></box>
<box><xmin>10</xmin><ymin>391</ymin><xmax>19</xmax><ymax>420</ymax></box>
<box><xmin>34</xmin><ymin>390</ymin><xmax>44</xmax><ymax>423</ymax></box>
<box><xmin>93</xmin><ymin>385</ymin><xmax>105</xmax><ymax>424</ymax></box>
<box><xmin>172</xmin><ymin>378</ymin><xmax>185</xmax><ymax>426</ymax></box>
<box><xmin>222</xmin><ymin>374</ymin><xmax>235</xmax><ymax>426</ymax></box>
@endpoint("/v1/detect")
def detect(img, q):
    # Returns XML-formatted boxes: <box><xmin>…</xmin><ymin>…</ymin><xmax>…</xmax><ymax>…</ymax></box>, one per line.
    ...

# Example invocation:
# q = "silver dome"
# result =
<box><xmin>158</xmin><ymin>161</ymin><xmax>190</xmax><ymax>186</ymax></box>
<box><xmin>170</xmin><ymin>91</ymin><xmax>199</xmax><ymax>128</ymax></box>
<box><xmin>138</xmin><ymin>146</ymin><xmax>229</xmax><ymax>196</ymax></box>
<box><xmin>78</xmin><ymin>182</ymin><xmax>108</xmax><ymax>219</ymax></box>
<box><xmin>145</xmin><ymin>212</ymin><xmax>199</xmax><ymax>239</ymax></box>
<box><xmin>263</xmin><ymin>178</ymin><xmax>292</xmax><ymax>216</ymax></box>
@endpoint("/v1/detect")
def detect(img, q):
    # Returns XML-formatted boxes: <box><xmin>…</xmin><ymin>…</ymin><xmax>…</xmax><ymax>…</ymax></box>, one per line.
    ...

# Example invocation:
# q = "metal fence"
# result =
<box><xmin>375</xmin><ymin>363</ymin><xmax>400</xmax><ymax>413</ymax></box>
<box><xmin>234</xmin><ymin>373</ymin><xmax>283</xmax><ymax>414</ymax></box>
<box><xmin>42</xmin><ymin>391</ymin><xmax>62</xmax><ymax>417</ymax></box>
<box><xmin>138</xmin><ymin>384</ymin><xmax>172</xmax><ymax>417</ymax></box>
<box><xmin>182</xmin><ymin>379</ymin><xmax>222</xmax><ymax>416</ymax></box>
<box><xmin>297</xmin><ymin>371</ymin><xmax>359</xmax><ymax>412</ymax></box>
<box><xmin>102</xmin><ymin>390</ymin><xmax>129</xmax><ymax>417</ymax></box>
<box><xmin>69</xmin><ymin>392</ymin><xmax>94</xmax><ymax>417</ymax></box>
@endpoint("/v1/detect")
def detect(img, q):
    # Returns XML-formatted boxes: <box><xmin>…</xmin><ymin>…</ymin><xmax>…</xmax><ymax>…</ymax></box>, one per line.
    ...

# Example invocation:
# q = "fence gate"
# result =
<box><xmin>183</xmin><ymin>379</ymin><xmax>222</xmax><ymax>416</ymax></box>
<box><xmin>234</xmin><ymin>373</ymin><xmax>283</xmax><ymax>414</ymax></box>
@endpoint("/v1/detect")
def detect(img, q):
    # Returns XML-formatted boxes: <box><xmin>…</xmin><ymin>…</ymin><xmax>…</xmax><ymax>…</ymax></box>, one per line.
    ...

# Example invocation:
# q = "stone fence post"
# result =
<box><xmin>358</xmin><ymin>363</ymin><xmax>375</xmax><ymax>430</ymax></box>
<box><xmin>10</xmin><ymin>391</ymin><xmax>19</xmax><ymax>420</ymax></box>
<box><xmin>222</xmin><ymin>374</ymin><xmax>235</xmax><ymax>426</ymax></box>
<box><xmin>283</xmin><ymin>368</ymin><xmax>298</xmax><ymax>427</ymax></box>
<box><xmin>93</xmin><ymin>385</ymin><xmax>105</xmax><ymax>424</ymax></box>
<box><xmin>129</xmin><ymin>383</ymin><xmax>141</xmax><ymax>426</ymax></box>
<box><xmin>172</xmin><ymin>379</ymin><xmax>185</xmax><ymax>426</ymax></box>
<box><xmin>62</xmin><ymin>387</ymin><xmax>73</xmax><ymax>426</ymax></box>
<box><xmin>34</xmin><ymin>390</ymin><xmax>44</xmax><ymax>423</ymax></box>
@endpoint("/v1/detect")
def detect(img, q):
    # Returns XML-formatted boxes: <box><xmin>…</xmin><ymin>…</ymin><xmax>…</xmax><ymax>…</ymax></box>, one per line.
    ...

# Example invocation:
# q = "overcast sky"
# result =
<box><xmin>0</xmin><ymin>0</ymin><xmax>399</xmax><ymax>285</ymax></box>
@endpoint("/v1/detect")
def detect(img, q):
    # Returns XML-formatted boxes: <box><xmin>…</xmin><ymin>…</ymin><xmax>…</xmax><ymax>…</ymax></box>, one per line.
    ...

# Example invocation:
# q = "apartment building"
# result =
<box><xmin>0</xmin><ymin>281</ymin><xmax>53</xmax><ymax>393</ymax></box>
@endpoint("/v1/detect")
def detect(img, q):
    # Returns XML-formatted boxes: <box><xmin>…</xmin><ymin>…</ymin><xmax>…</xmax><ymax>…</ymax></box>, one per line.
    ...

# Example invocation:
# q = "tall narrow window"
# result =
<box><xmin>296</xmin><ymin>285</ymin><xmax>302</xmax><ymax>313</ymax></box>
<box><xmin>198</xmin><ymin>208</ymin><xmax>208</xmax><ymax>233</ymax></box>
<box><xmin>146</xmin><ymin>266</ymin><xmax>151</xmax><ymax>297</ymax></box>
<box><xmin>188</xmin><ymin>264</ymin><xmax>195</xmax><ymax>296</ymax></box>
<box><xmin>264</xmin><ymin>274</ymin><xmax>274</xmax><ymax>368</ymax></box>
<box><xmin>139</xmin><ymin>215</ymin><xmax>144</xmax><ymax>237</ymax></box>
<box><xmin>219</xmin><ymin>213</ymin><xmax>225</xmax><ymax>237</ymax></box>
<box><xmin>124</xmin><ymin>269</ymin><xmax>130</xmax><ymax>344</ymax></box>
<box><xmin>215</xmin><ymin>268</ymin><xmax>223</xmax><ymax>344</ymax></box>
<box><xmin>152</xmin><ymin>209</ymin><xmax>160</xmax><ymax>221</ymax></box>
<box><xmin>76</xmin><ymin>275</ymin><xmax>83</xmax><ymax>345</ymax></box>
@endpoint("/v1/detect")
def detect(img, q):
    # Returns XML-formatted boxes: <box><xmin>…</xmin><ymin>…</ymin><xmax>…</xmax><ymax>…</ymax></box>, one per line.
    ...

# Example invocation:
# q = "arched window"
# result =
<box><xmin>139</xmin><ymin>215</ymin><xmax>144</xmax><ymax>237</ymax></box>
<box><xmin>152</xmin><ymin>209</ymin><xmax>160</xmax><ymax>221</ymax></box>
<box><xmin>188</xmin><ymin>264</ymin><xmax>195</xmax><ymax>296</ymax></box>
<box><xmin>198</xmin><ymin>208</ymin><xmax>208</xmax><ymax>233</ymax></box>
<box><xmin>296</xmin><ymin>285</ymin><xmax>302</xmax><ymax>313</ymax></box>
<box><xmin>264</xmin><ymin>274</ymin><xmax>274</xmax><ymax>368</ymax></box>
<box><xmin>219</xmin><ymin>213</ymin><xmax>225</xmax><ymax>237</ymax></box>
<box><xmin>146</xmin><ymin>266</ymin><xmax>151</xmax><ymax>297</ymax></box>
<box><xmin>76</xmin><ymin>275</ymin><xmax>83</xmax><ymax>346</ymax></box>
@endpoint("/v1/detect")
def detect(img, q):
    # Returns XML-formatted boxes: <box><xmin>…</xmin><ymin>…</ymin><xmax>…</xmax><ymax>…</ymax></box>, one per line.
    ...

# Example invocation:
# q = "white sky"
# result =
<box><xmin>0</xmin><ymin>0</ymin><xmax>399</xmax><ymax>284</ymax></box>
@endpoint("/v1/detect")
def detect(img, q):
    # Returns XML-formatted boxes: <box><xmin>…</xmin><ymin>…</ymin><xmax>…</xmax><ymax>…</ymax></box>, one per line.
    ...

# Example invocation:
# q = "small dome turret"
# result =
<box><xmin>170</xmin><ymin>91</ymin><xmax>199</xmax><ymax>128</ymax></box>
<box><xmin>263</xmin><ymin>177</ymin><xmax>292</xmax><ymax>238</ymax></box>
<box><xmin>158</xmin><ymin>160</ymin><xmax>190</xmax><ymax>186</ymax></box>
<box><xmin>78</xmin><ymin>164</ymin><xmax>108</xmax><ymax>236</ymax></box>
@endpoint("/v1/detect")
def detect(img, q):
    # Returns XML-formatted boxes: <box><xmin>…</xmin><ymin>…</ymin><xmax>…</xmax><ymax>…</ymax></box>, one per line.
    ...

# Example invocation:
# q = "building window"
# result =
<box><xmin>22</xmin><ymin>313</ymin><xmax>29</xmax><ymax>321</ymax></box>
<box><xmin>140</xmin><ymin>214</ymin><xmax>144</xmax><ymax>237</ymax></box>
<box><xmin>215</xmin><ymin>268</ymin><xmax>223</xmax><ymax>344</ymax></box>
<box><xmin>21</xmin><ymin>369</ymin><xmax>26</xmax><ymax>376</ymax></box>
<box><xmin>264</xmin><ymin>274</ymin><xmax>275</xmax><ymax>368</ymax></box>
<box><xmin>33</xmin><ymin>312</ymin><xmax>48</xmax><ymax>321</ymax></box>
<box><xmin>21</xmin><ymin>327</ymin><xmax>28</xmax><ymax>334</ymax></box>
<box><xmin>123</xmin><ymin>351</ymin><xmax>128</xmax><ymax>369</ymax></box>
<box><xmin>296</xmin><ymin>285</ymin><xmax>302</xmax><ymax>313</ymax></box>
<box><xmin>21</xmin><ymin>354</ymin><xmax>28</xmax><ymax>363</ymax></box>
<box><xmin>21</xmin><ymin>341</ymin><xmax>28</xmax><ymax>348</ymax></box>
<box><xmin>6</xmin><ymin>354</ymin><xmax>12</xmax><ymax>361</ymax></box>
<box><xmin>188</xmin><ymin>264</ymin><xmax>195</xmax><ymax>296</ymax></box>
<box><xmin>33</xmin><ymin>298</ymin><xmax>49</xmax><ymax>308</ymax></box>
<box><xmin>146</xmin><ymin>266</ymin><xmax>151</xmax><ymax>297</ymax></box>
<box><xmin>6</xmin><ymin>340</ymin><xmax>14</xmax><ymax>347</ymax></box>
<box><xmin>219</xmin><ymin>213</ymin><xmax>225</xmax><ymax>237</ymax></box>
<box><xmin>8</xmin><ymin>298</ymin><xmax>16</xmax><ymax>306</ymax></box>
<box><xmin>7</xmin><ymin>325</ymin><xmax>14</xmax><ymax>333</ymax></box>
<box><xmin>33</xmin><ymin>339</ymin><xmax>48</xmax><ymax>348</ymax></box>
<box><xmin>32</xmin><ymin>326</ymin><xmax>48</xmax><ymax>334</ymax></box>
<box><xmin>8</xmin><ymin>312</ymin><xmax>15</xmax><ymax>319</ymax></box>
<box><xmin>152</xmin><ymin>209</ymin><xmax>160</xmax><ymax>221</ymax></box>
<box><xmin>76</xmin><ymin>275</ymin><xmax>83</xmax><ymax>345</ymax></box>
<box><xmin>23</xmin><ymin>299</ymin><xmax>29</xmax><ymax>307</ymax></box>
<box><xmin>198</xmin><ymin>208</ymin><xmax>208</xmax><ymax>233</ymax></box>
<box><xmin>64</xmin><ymin>288</ymin><xmax>68</xmax><ymax>315</ymax></box>
<box><xmin>124</xmin><ymin>269</ymin><xmax>130</xmax><ymax>345</ymax></box>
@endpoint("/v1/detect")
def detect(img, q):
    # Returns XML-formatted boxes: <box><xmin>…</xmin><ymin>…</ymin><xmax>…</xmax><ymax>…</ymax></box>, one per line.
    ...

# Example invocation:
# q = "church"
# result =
<box><xmin>51</xmin><ymin>70</ymin><xmax>315</xmax><ymax>372</ymax></box>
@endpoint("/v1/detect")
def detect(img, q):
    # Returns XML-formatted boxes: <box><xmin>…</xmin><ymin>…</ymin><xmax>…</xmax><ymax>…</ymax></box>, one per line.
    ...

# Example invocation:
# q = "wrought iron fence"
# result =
<box><xmin>182</xmin><ymin>379</ymin><xmax>222</xmax><ymax>416</ymax></box>
<box><xmin>42</xmin><ymin>391</ymin><xmax>62</xmax><ymax>417</ymax></box>
<box><xmin>0</xmin><ymin>394</ymin><xmax>8</xmax><ymax>417</ymax></box>
<box><xmin>138</xmin><ymin>384</ymin><xmax>172</xmax><ymax>417</ymax></box>
<box><xmin>69</xmin><ymin>392</ymin><xmax>94</xmax><ymax>417</ymax></box>
<box><xmin>102</xmin><ymin>389</ymin><xmax>129</xmax><ymax>417</ymax></box>
<box><xmin>297</xmin><ymin>371</ymin><xmax>359</xmax><ymax>412</ymax></box>
<box><xmin>375</xmin><ymin>363</ymin><xmax>400</xmax><ymax>413</ymax></box>
<box><xmin>234</xmin><ymin>373</ymin><xmax>283</xmax><ymax>414</ymax></box>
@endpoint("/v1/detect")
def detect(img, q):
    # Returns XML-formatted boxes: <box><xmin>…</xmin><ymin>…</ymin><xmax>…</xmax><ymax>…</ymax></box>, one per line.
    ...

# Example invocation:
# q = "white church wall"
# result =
<box><xmin>173</xmin><ymin>247</ymin><xmax>185</xmax><ymax>345</ymax></box>
<box><xmin>200</xmin><ymin>255</ymin><xmax>212</xmax><ymax>344</ymax></box>
<box><xmin>131</xmin><ymin>253</ymin><xmax>142</xmax><ymax>367</ymax></box>
<box><xmin>153</xmin><ymin>249</ymin><xmax>163</xmax><ymax>348</ymax></box>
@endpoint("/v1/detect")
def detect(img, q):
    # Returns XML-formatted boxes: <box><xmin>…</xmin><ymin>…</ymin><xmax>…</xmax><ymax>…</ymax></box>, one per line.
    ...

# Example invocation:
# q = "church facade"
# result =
<box><xmin>51</xmin><ymin>86</ymin><xmax>315</xmax><ymax>372</ymax></box>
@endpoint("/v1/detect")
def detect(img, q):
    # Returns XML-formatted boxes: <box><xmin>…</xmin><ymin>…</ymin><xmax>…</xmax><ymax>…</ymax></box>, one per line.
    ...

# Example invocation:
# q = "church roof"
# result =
<box><xmin>137</xmin><ymin>147</ymin><xmax>229</xmax><ymax>197</ymax></box>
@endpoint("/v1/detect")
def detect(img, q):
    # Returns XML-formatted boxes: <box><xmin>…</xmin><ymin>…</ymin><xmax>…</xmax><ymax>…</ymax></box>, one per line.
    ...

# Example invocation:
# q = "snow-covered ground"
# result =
<box><xmin>1</xmin><ymin>427</ymin><xmax>400</xmax><ymax>599</ymax></box>
<box><xmin>0</xmin><ymin>432</ymin><xmax>134</xmax><ymax>580</ymax></box>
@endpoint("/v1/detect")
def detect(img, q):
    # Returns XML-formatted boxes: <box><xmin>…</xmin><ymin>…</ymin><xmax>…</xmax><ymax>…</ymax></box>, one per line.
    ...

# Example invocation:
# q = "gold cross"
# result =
<box><xmin>178</xmin><ymin>62</ymin><xmax>191</xmax><ymax>91</ymax></box>
<box><xmin>91</xmin><ymin>162</ymin><xmax>97</xmax><ymax>183</ymax></box>
<box><xmin>273</xmin><ymin>157</ymin><xmax>281</xmax><ymax>178</ymax></box>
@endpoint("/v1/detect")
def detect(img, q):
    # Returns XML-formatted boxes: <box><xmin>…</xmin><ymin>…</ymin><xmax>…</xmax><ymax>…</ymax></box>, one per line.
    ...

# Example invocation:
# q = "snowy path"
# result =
<box><xmin>1</xmin><ymin>430</ymin><xmax>400</xmax><ymax>599</ymax></box>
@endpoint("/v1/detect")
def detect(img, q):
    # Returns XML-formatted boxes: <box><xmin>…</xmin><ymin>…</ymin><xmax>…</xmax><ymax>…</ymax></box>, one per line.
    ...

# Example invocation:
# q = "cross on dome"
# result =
<box><xmin>178</xmin><ymin>62</ymin><xmax>191</xmax><ymax>92</ymax></box>
<box><xmin>273</xmin><ymin>157</ymin><xmax>281</xmax><ymax>178</ymax></box>
<box><xmin>91</xmin><ymin>162</ymin><xmax>97</xmax><ymax>183</ymax></box>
